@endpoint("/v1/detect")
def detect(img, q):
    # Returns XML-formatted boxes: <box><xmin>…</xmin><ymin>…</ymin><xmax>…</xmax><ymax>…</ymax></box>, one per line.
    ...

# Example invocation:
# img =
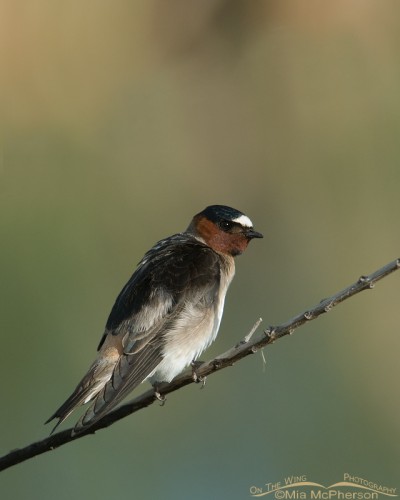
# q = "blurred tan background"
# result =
<box><xmin>1</xmin><ymin>1</ymin><xmax>399</xmax><ymax>499</ymax></box>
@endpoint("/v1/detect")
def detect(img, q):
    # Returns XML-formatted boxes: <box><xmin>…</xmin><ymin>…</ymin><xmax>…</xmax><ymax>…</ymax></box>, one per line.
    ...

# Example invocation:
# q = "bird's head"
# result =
<box><xmin>187</xmin><ymin>205</ymin><xmax>263</xmax><ymax>257</ymax></box>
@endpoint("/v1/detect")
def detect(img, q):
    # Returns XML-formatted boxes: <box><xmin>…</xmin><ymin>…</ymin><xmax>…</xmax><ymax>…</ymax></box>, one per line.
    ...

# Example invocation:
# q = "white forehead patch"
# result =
<box><xmin>233</xmin><ymin>214</ymin><xmax>253</xmax><ymax>228</ymax></box>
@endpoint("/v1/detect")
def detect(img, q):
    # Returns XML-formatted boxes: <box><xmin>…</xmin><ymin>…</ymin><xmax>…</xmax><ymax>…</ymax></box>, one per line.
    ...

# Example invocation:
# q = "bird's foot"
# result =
<box><xmin>153</xmin><ymin>386</ymin><xmax>166</xmax><ymax>406</ymax></box>
<box><xmin>191</xmin><ymin>361</ymin><xmax>207</xmax><ymax>388</ymax></box>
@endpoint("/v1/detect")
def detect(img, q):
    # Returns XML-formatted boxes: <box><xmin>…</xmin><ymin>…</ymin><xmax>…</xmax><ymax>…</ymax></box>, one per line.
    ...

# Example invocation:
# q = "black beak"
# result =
<box><xmin>246</xmin><ymin>229</ymin><xmax>263</xmax><ymax>239</ymax></box>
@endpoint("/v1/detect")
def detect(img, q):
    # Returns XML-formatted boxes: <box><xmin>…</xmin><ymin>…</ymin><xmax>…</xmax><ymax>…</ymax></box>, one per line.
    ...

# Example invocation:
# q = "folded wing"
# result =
<box><xmin>65</xmin><ymin>235</ymin><xmax>221</xmax><ymax>433</ymax></box>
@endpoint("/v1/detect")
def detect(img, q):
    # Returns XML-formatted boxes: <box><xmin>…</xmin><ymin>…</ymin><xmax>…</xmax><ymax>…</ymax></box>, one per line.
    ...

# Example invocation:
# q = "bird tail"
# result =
<box><xmin>72</xmin><ymin>346</ymin><xmax>163</xmax><ymax>434</ymax></box>
<box><xmin>45</xmin><ymin>357</ymin><xmax>115</xmax><ymax>434</ymax></box>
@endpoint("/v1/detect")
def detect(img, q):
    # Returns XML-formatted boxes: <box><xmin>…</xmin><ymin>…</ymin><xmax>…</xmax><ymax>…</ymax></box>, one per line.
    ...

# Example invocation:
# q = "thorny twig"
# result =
<box><xmin>1</xmin><ymin>258</ymin><xmax>399</xmax><ymax>472</ymax></box>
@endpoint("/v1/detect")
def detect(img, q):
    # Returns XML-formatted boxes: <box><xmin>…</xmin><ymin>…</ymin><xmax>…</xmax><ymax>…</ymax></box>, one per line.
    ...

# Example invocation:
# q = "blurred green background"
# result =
<box><xmin>1</xmin><ymin>1</ymin><xmax>399</xmax><ymax>498</ymax></box>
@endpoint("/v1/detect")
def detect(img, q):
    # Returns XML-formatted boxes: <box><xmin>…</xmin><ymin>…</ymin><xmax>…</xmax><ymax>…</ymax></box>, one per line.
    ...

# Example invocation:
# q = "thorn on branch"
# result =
<box><xmin>264</xmin><ymin>327</ymin><xmax>276</xmax><ymax>342</ymax></box>
<box><xmin>236</xmin><ymin>318</ymin><xmax>263</xmax><ymax>347</ymax></box>
<box><xmin>212</xmin><ymin>359</ymin><xmax>223</xmax><ymax>370</ymax></box>
<box><xmin>358</xmin><ymin>275</ymin><xmax>376</xmax><ymax>289</ymax></box>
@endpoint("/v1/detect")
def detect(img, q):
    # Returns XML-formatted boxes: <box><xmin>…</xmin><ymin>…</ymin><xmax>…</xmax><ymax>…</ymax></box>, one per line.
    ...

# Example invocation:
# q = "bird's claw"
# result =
<box><xmin>191</xmin><ymin>361</ymin><xmax>207</xmax><ymax>388</ymax></box>
<box><xmin>154</xmin><ymin>388</ymin><xmax>166</xmax><ymax>406</ymax></box>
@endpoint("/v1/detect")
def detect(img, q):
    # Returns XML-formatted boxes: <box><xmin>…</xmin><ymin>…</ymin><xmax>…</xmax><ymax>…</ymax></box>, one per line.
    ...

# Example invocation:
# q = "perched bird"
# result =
<box><xmin>46</xmin><ymin>205</ymin><xmax>263</xmax><ymax>434</ymax></box>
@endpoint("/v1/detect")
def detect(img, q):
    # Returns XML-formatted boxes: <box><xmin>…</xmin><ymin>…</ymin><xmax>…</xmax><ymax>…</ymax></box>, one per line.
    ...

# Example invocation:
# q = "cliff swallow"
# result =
<box><xmin>46</xmin><ymin>205</ymin><xmax>263</xmax><ymax>434</ymax></box>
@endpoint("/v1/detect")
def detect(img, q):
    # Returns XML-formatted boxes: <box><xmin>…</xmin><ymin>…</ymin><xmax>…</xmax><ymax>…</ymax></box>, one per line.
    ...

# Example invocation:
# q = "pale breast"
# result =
<box><xmin>149</xmin><ymin>254</ymin><xmax>235</xmax><ymax>383</ymax></box>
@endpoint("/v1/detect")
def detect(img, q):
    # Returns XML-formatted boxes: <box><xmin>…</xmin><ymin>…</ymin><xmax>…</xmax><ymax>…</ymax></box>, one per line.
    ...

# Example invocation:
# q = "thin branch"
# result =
<box><xmin>241</xmin><ymin>317</ymin><xmax>263</xmax><ymax>344</ymax></box>
<box><xmin>1</xmin><ymin>258</ymin><xmax>399</xmax><ymax>472</ymax></box>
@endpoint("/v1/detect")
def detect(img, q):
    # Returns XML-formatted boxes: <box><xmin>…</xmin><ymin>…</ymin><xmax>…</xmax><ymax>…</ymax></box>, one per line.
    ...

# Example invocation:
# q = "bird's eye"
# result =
<box><xmin>219</xmin><ymin>220</ymin><xmax>233</xmax><ymax>232</ymax></box>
